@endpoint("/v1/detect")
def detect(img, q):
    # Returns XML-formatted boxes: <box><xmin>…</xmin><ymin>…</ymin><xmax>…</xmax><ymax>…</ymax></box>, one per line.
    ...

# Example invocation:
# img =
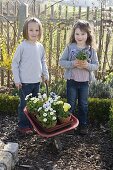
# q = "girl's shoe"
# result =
<box><xmin>74</xmin><ymin>125</ymin><xmax>88</xmax><ymax>136</ymax></box>
<box><xmin>79</xmin><ymin>125</ymin><xmax>88</xmax><ymax>135</ymax></box>
<box><xmin>17</xmin><ymin>127</ymin><xmax>33</xmax><ymax>134</ymax></box>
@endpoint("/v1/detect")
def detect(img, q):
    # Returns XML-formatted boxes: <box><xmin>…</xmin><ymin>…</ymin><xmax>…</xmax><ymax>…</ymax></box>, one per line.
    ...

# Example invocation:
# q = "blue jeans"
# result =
<box><xmin>18</xmin><ymin>83</ymin><xmax>40</xmax><ymax>129</ymax></box>
<box><xmin>67</xmin><ymin>80</ymin><xmax>89</xmax><ymax>126</ymax></box>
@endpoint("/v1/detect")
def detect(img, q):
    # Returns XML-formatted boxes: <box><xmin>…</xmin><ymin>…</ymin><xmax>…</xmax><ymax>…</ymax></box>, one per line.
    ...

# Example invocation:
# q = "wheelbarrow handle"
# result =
<box><xmin>18</xmin><ymin>87</ymin><xmax>25</xmax><ymax>99</ymax></box>
<box><xmin>45</xmin><ymin>81</ymin><xmax>49</xmax><ymax>97</ymax></box>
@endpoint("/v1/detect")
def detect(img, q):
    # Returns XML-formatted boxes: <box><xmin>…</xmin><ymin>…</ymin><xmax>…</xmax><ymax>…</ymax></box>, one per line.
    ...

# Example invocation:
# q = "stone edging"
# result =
<box><xmin>0</xmin><ymin>141</ymin><xmax>18</xmax><ymax>170</ymax></box>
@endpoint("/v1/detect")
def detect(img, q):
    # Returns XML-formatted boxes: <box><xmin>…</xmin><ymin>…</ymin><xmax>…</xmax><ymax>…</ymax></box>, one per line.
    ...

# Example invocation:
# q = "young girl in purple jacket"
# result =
<box><xmin>59</xmin><ymin>20</ymin><xmax>99</xmax><ymax>135</ymax></box>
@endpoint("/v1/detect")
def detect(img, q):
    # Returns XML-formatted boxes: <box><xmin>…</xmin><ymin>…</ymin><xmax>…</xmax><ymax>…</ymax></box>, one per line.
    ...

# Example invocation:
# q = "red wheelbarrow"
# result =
<box><xmin>24</xmin><ymin>107</ymin><xmax>79</xmax><ymax>151</ymax></box>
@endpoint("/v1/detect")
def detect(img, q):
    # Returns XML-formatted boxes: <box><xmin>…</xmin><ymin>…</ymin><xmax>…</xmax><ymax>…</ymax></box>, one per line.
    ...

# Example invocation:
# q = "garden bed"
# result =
<box><xmin>0</xmin><ymin>114</ymin><xmax>113</xmax><ymax>170</ymax></box>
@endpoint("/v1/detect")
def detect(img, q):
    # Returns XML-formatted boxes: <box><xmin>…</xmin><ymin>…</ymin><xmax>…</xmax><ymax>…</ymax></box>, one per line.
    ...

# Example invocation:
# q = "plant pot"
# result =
<box><xmin>76</xmin><ymin>59</ymin><xmax>87</xmax><ymax>64</ymax></box>
<box><xmin>59</xmin><ymin>115</ymin><xmax>71</xmax><ymax>124</ymax></box>
<box><xmin>42</xmin><ymin>121</ymin><xmax>57</xmax><ymax>129</ymax></box>
<box><xmin>26</xmin><ymin>107</ymin><xmax>36</xmax><ymax>116</ymax></box>
<box><xmin>30</xmin><ymin>112</ymin><xmax>37</xmax><ymax>116</ymax></box>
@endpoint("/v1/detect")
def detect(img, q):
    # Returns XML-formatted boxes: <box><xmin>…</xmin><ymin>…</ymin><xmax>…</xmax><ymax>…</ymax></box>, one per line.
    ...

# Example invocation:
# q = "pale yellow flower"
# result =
<box><xmin>56</xmin><ymin>101</ymin><xmax>63</xmax><ymax>105</ymax></box>
<box><xmin>63</xmin><ymin>103</ymin><xmax>71</xmax><ymax>112</ymax></box>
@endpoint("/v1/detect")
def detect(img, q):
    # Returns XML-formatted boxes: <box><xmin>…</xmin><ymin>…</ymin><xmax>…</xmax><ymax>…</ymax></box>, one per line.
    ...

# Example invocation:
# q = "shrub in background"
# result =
<box><xmin>0</xmin><ymin>94</ymin><xmax>19</xmax><ymax>115</ymax></box>
<box><xmin>108</xmin><ymin>102</ymin><xmax>113</xmax><ymax>137</ymax></box>
<box><xmin>105</xmin><ymin>72</ymin><xmax>113</xmax><ymax>88</ymax></box>
<box><xmin>89</xmin><ymin>80</ymin><xmax>113</xmax><ymax>99</ymax></box>
<box><xmin>88</xmin><ymin>98</ymin><xmax>112</xmax><ymax>124</ymax></box>
<box><xmin>11</xmin><ymin>87</ymin><xmax>19</xmax><ymax>96</ymax></box>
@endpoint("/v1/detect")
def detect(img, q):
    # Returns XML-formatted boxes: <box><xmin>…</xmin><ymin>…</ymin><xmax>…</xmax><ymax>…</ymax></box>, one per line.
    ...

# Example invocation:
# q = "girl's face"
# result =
<box><xmin>28</xmin><ymin>22</ymin><xmax>40</xmax><ymax>43</ymax></box>
<box><xmin>74</xmin><ymin>28</ymin><xmax>88</xmax><ymax>47</ymax></box>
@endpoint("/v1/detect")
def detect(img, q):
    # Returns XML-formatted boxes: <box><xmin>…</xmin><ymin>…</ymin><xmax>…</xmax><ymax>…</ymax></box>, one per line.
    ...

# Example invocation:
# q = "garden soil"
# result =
<box><xmin>0</xmin><ymin>114</ymin><xmax>113</xmax><ymax>170</ymax></box>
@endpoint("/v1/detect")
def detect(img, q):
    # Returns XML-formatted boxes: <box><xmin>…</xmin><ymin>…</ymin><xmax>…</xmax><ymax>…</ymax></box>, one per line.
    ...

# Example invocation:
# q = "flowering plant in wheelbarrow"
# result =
<box><xmin>25</xmin><ymin>93</ymin><xmax>57</xmax><ymax>128</ymax></box>
<box><xmin>25</xmin><ymin>92</ymin><xmax>71</xmax><ymax>129</ymax></box>
<box><xmin>50</xmin><ymin>92</ymin><xmax>71</xmax><ymax>123</ymax></box>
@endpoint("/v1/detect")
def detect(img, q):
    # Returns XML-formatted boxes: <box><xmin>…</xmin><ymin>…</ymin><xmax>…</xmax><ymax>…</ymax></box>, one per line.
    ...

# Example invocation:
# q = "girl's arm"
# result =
<box><xmin>59</xmin><ymin>46</ymin><xmax>75</xmax><ymax>69</ymax></box>
<box><xmin>12</xmin><ymin>45</ymin><xmax>22</xmax><ymax>87</ymax></box>
<box><xmin>41</xmin><ymin>46</ymin><xmax>49</xmax><ymax>81</ymax></box>
<box><xmin>87</xmin><ymin>49</ymin><xmax>99</xmax><ymax>71</ymax></box>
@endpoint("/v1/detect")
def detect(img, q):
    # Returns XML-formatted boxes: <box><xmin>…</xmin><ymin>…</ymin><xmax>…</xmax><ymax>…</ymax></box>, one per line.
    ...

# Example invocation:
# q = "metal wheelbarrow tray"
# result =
<box><xmin>24</xmin><ymin>107</ymin><xmax>79</xmax><ymax>150</ymax></box>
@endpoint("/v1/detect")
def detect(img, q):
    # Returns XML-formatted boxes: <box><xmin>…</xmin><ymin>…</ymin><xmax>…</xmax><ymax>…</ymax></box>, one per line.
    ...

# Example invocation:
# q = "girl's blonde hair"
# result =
<box><xmin>23</xmin><ymin>17</ymin><xmax>43</xmax><ymax>41</ymax></box>
<box><xmin>69</xmin><ymin>20</ymin><xmax>96</xmax><ymax>48</ymax></box>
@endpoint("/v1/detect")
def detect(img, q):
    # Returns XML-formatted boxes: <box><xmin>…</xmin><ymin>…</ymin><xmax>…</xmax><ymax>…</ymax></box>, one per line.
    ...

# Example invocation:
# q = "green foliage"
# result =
<box><xmin>0</xmin><ymin>36</ymin><xmax>12</xmax><ymax>70</ymax></box>
<box><xmin>36</xmin><ymin>111</ymin><xmax>57</xmax><ymax>128</ymax></box>
<box><xmin>39</xmin><ymin>83</ymin><xmax>49</xmax><ymax>95</ymax></box>
<box><xmin>11</xmin><ymin>87</ymin><xmax>19</xmax><ymax>96</ymax></box>
<box><xmin>88</xmin><ymin>98</ymin><xmax>112</xmax><ymax>123</ymax></box>
<box><xmin>76</xmin><ymin>51</ymin><xmax>88</xmax><ymax>60</ymax></box>
<box><xmin>0</xmin><ymin>34</ymin><xmax>22</xmax><ymax>70</ymax></box>
<box><xmin>105</xmin><ymin>72</ymin><xmax>113</xmax><ymax>88</ymax></box>
<box><xmin>108</xmin><ymin>102</ymin><xmax>113</xmax><ymax>137</ymax></box>
<box><xmin>89</xmin><ymin>80</ymin><xmax>113</xmax><ymax>99</ymax></box>
<box><xmin>52</xmin><ymin>100</ymin><xmax>71</xmax><ymax>119</ymax></box>
<box><xmin>0</xmin><ymin>93</ymin><xmax>19</xmax><ymax>115</ymax></box>
<box><xmin>26</xmin><ymin>93</ymin><xmax>47</xmax><ymax>113</ymax></box>
<box><xmin>50</xmin><ymin>79</ymin><xmax>66</xmax><ymax>98</ymax></box>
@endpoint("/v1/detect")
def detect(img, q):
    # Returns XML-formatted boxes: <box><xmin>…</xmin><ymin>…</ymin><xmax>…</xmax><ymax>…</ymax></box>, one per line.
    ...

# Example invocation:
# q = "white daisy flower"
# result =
<box><xmin>44</xmin><ymin>108</ymin><xmax>49</xmax><ymax>112</ymax></box>
<box><xmin>43</xmin><ymin>113</ymin><xmax>47</xmax><ymax>117</ymax></box>
<box><xmin>43</xmin><ymin>118</ymin><xmax>47</xmax><ymax>122</ymax></box>
<box><xmin>37</xmin><ymin>93</ymin><xmax>41</xmax><ymax>96</ymax></box>
<box><xmin>43</xmin><ymin>93</ymin><xmax>47</xmax><ymax>99</ymax></box>
<box><xmin>50</xmin><ymin>112</ymin><xmax>54</xmax><ymax>115</ymax></box>
<box><xmin>52</xmin><ymin>116</ymin><xmax>57</xmax><ymax>120</ymax></box>
<box><xmin>25</xmin><ymin>93</ymin><xmax>32</xmax><ymax>100</ymax></box>
<box><xmin>30</xmin><ymin>97</ymin><xmax>36</xmax><ymax>101</ymax></box>
<box><xmin>50</xmin><ymin>108</ymin><xmax>53</xmax><ymax>111</ymax></box>
<box><xmin>38</xmin><ymin>107</ymin><xmax>42</xmax><ymax>111</ymax></box>
<box><xmin>25</xmin><ymin>96</ymin><xmax>29</xmax><ymax>100</ymax></box>
<box><xmin>33</xmin><ymin>100</ymin><xmax>37</xmax><ymax>104</ymax></box>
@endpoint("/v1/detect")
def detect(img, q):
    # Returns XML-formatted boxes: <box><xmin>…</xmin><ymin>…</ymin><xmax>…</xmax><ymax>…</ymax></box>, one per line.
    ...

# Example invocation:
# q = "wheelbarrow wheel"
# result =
<box><xmin>53</xmin><ymin>136</ymin><xmax>62</xmax><ymax>151</ymax></box>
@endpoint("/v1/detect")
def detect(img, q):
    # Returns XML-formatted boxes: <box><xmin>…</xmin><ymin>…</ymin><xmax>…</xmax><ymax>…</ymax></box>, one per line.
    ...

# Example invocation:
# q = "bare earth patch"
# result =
<box><xmin>0</xmin><ymin>114</ymin><xmax>113</xmax><ymax>170</ymax></box>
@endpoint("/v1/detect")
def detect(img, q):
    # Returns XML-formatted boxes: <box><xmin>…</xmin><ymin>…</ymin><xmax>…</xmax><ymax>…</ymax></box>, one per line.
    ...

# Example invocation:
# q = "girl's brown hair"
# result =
<box><xmin>69</xmin><ymin>20</ymin><xmax>96</xmax><ymax>48</ymax></box>
<box><xmin>23</xmin><ymin>17</ymin><xmax>43</xmax><ymax>41</ymax></box>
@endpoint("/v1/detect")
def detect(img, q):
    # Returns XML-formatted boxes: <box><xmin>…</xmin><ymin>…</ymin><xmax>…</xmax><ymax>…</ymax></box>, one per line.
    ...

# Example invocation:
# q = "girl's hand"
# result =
<box><xmin>15</xmin><ymin>83</ymin><xmax>22</xmax><ymax>90</ymax></box>
<box><xmin>41</xmin><ymin>76</ymin><xmax>48</xmax><ymax>84</ymax></box>
<box><xmin>44</xmin><ymin>80</ymin><xmax>48</xmax><ymax>85</ymax></box>
<box><xmin>80</xmin><ymin>60</ymin><xmax>88</xmax><ymax>69</ymax></box>
<box><xmin>73</xmin><ymin>60</ymin><xmax>88</xmax><ymax>69</ymax></box>
<box><xmin>73</xmin><ymin>59</ymin><xmax>81</xmax><ymax>67</ymax></box>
